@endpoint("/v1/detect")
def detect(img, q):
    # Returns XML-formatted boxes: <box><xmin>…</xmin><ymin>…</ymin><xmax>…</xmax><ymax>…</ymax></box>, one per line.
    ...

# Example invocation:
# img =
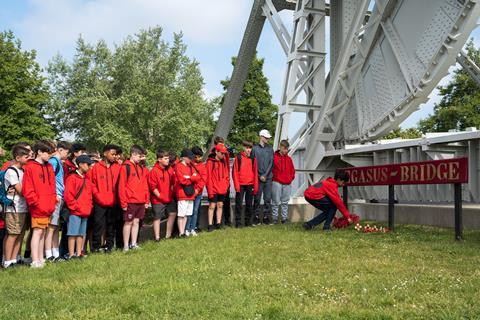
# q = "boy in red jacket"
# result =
<box><xmin>206</xmin><ymin>144</ymin><xmax>230</xmax><ymax>232</ymax></box>
<box><xmin>64</xmin><ymin>155</ymin><xmax>94</xmax><ymax>259</ymax></box>
<box><xmin>303</xmin><ymin>170</ymin><xmax>352</xmax><ymax>231</ymax></box>
<box><xmin>186</xmin><ymin>146</ymin><xmax>207</xmax><ymax>236</ymax></box>
<box><xmin>89</xmin><ymin>144</ymin><xmax>121</xmax><ymax>252</ymax></box>
<box><xmin>232</xmin><ymin>141</ymin><xmax>258</xmax><ymax>228</ymax></box>
<box><xmin>118</xmin><ymin>145</ymin><xmax>149</xmax><ymax>251</ymax></box>
<box><xmin>22</xmin><ymin>140</ymin><xmax>57</xmax><ymax>268</ymax></box>
<box><xmin>174</xmin><ymin>149</ymin><xmax>200</xmax><ymax>237</ymax></box>
<box><xmin>272</xmin><ymin>140</ymin><xmax>295</xmax><ymax>224</ymax></box>
<box><xmin>148</xmin><ymin>149</ymin><xmax>176</xmax><ymax>241</ymax></box>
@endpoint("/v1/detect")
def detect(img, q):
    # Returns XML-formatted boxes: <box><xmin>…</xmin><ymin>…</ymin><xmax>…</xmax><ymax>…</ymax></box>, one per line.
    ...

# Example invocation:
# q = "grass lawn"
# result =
<box><xmin>2</xmin><ymin>223</ymin><xmax>480</xmax><ymax>319</ymax></box>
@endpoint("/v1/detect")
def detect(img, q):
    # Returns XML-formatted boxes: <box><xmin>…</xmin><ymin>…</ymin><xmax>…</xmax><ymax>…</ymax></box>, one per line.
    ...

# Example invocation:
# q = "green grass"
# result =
<box><xmin>2</xmin><ymin>223</ymin><xmax>480</xmax><ymax>319</ymax></box>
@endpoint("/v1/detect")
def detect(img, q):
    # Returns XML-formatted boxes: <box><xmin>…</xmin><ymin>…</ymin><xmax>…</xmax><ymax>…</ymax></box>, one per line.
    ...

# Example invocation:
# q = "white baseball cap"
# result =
<box><xmin>259</xmin><ymin>129</ymin><xmax>272</xmax><ymax>139</ymax></box>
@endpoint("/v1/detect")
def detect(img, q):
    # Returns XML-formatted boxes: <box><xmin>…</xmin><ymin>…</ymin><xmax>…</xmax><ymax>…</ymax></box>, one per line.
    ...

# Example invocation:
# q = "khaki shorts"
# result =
<box><xmin>5</xmin><ymin>212</ymin><xmax>28</xmax><ymax>235</ymax></box>
<box><xmin>31</xmin><ymin>217</ymin><xmax>50</xmax><ymax>229</ymax></box>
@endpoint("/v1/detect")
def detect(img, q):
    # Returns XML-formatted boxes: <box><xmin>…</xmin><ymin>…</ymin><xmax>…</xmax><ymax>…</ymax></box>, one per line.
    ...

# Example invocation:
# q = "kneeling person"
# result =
<box><xmin>303</xmin><ymin>170</ymin><xmax>352</xmax><ymax>231</ymax></box>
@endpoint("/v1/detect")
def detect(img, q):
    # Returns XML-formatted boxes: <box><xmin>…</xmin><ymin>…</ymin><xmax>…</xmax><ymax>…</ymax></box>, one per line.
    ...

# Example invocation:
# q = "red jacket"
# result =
<box><xmin>206</xmin><ymin>156</ymin><xmax>230</xmax><ymax>198</ymax></box>
<box><xmin>118</xmin><ymin>160</ymin><xmax>149</xmax><ymax>208</ymax></box>
<box><xmin>64</xmin><ymin>172</ymin><xmax>93</xmax><ymax>218</ymax></box>
<box><xmin>22</xmin><ymin>159</ymin><xmax>57</xmax><ymax>218</ymax></box>
<box><xmin>232</xmin><ymin>152</ymin><xmax>258</xmax><ymax>194</ymax></box>
<box><xmin>304</xmin><ymin>177</ymin><xmax>350</xmax><ymax>218</ymax></box>
<box><xmin>89</xmin><ymin>160</ymin><xmax>121</xmax><ymax>207</ymax></box>
<box><xmin>192</xmin><ymin>162</ymin><xmax>207</xmax><ymax>195</ymax></box>
<box><xmin>148</xmin><ymin>163</ymin><xmax>175</xmax><ymax>204</ymax></box>
<box><xmin>174</xmin><ymin>161</ymin><xmax>200</xmax><ymax>201</ymax></box>
<box><xmin>272</xmin><ymin>151</ymin><xmax>296</xmax><ymax>185</ymax></box>
<box><xmin>63</xmin><ymin>159</ymin><xmax>77</xmax><ymax>181</ymax></box>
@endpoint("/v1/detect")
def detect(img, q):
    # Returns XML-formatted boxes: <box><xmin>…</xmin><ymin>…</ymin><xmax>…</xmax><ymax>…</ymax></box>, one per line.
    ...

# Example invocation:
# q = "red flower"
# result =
<box><xmin>333</xmin><ymin>214</ymin><xmax>360</xmax><ymax>229</ymax></box>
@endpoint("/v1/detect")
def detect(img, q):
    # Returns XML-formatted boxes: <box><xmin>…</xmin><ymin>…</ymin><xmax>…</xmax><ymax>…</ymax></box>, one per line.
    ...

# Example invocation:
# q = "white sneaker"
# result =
<box><xmin>3</xmin><ymin>260</ymin><xmax>14</xmax><ymax>268</ymax></box>
<box><xmin>190</xmin><ymin>230</ymin><xmax>198</xmax><ymax>237</ymax></box>
<box><xmin>185</xmin><ymin>230</ymin><xmax>191</xmax><ymax>237</ymax></box>
<box><xmin>131</xmin><ymin>244</ymin><xmax>140</xmax><ymax>250</ymax></box>
<box><xmin>30</xmin><ymin>261</ymin><xmax>44</xmax><ymax>269</ymax></box>
<box><xmin>123</xmin><ymin>247</ymin><xmax>129</xmax><ymax>252</ymax></box>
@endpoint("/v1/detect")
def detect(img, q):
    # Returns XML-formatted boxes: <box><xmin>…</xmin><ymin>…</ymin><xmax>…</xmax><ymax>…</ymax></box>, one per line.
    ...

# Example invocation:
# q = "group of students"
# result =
<box><xmin>0</xmin><ymin>129</ymin><xmax>305</xmax><ymax>269</ymax></box>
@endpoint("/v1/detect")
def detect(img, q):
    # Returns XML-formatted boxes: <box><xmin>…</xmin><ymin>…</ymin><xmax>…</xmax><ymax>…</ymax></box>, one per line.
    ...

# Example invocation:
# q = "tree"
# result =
<box><xmin>46</xmin><ymin>27</ymin><xmax>216</xmax><ymax>156</ymax></box>
<box><xmin>219</xmin><ymin>54</ymin><xmax>278</xmax><ymax>149</ymax></box>
<box><xmin>0</xmin><ymin>31</ymin><xmax>55</xmax><ymax>149</ymax></box>
<box><xmin>382</xmin><ymin>128</ymin><xmax>422</xmax><ymax>139</ymax></box>
<box><xmin>418</xmin><ymin>40</ymin><xmax>480</xmax><ymax>133</ymax></box>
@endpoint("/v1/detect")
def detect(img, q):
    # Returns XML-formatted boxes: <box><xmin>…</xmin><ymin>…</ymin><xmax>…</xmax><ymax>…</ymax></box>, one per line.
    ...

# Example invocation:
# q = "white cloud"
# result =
<box><xmin>15</xmin><ymin>0</ymin><xmax>250</xmax><ymax>65</ymax></box>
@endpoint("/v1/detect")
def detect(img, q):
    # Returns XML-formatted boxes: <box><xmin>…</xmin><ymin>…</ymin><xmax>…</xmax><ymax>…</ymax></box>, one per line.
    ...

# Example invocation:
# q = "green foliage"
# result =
<box><xmin>46</xmin><ymin>27</ymin><xmax>216</xmax><ymax>158</ymax></box>
<box><xmin>0</xmin><ymin>31</ymin><xmax>55</xmax><ymax>150</ymax></box>
<box><xmin>220</xmin><ymin>54</ymin><xmax>278</xmax><ymax>149</ymax></box>
<box><xmin>418</xmin><ymin>40</ymin><xmax>480</xmax><ymax>133</ymax></box>
<box><xmin>1</xmin><ymin>224</ymin><xmax>480</xmax><ymax>318</ymax></box>
<box><xmin>383</xmin><ymin>128</ymin><xmax>422</xmax><ymax>140</ymax></box>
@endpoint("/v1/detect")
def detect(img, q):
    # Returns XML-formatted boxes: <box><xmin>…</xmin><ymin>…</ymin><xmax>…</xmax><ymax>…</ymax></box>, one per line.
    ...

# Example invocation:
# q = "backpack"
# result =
<box><xmin>0</xmin><ymin>167</ymin><xmax>20</xmax><ymax>213</ymax></box>
<box><xmin>236</xmin><ymin>153</ymin><xmax>255</xmax><ymax>172</ymax></box>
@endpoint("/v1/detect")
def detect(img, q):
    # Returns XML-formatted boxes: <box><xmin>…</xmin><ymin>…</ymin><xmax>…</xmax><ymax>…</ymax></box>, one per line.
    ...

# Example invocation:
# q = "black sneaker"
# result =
<box><xmin>53</xmin><ymin>256</ymin><xmax>66</xmax><ymax>263</ymax></box>
<box><xmin>281</xmin><ymin>219</ymin><xmax>288</xmax><ymax>224</ymax></box>
<box><xmin>46</xmin><ymin>256</ymin><xmax>55</xmax><ymax>262</ymax></box>
<box><xmin>303</xmin><ymin>223</ymin><xmax>313</xmax><ymax>230</ymax></box>
<box><xmin>104</xmin><ymin>247</ymin><xmax>113</xmax><ymax>254</ymax></box>
<box><xmin>253</xmin><ymin>217</ymin><xmax>261</xmax><ymax>226</ymax></box>
<box><xmin>214</xmin><ymin>223</ymin><xmax>221</xmax><ymax>230</ymax></box>
<box><xmin>207</xmin><ymin>225</ymin><xmax>214</xmax><ymax>232</ymax></box>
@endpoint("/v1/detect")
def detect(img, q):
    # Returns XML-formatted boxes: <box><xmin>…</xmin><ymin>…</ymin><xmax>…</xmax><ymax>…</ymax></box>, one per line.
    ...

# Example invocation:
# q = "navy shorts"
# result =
<box><xmin>208</xmin><ymin>194</ymin><xmax>226</xmax><ymax>203</ymax></box>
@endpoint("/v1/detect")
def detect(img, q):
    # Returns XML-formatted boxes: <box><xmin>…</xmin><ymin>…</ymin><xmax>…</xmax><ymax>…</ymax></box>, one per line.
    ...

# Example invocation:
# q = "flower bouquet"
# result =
<box><xmin>332</xmin><ymin>214</ymin><xmax>360</xmax><ymax>229</ymax></box>
<box><xmin>354</xmin><ymin>223</ymin><xmax>390</xmax><ymax>233</ymax></box>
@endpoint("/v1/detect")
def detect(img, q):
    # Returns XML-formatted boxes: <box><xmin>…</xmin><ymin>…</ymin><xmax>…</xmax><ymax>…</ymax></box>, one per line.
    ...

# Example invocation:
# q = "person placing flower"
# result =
<box><xmin>303</xmin><ymin>170</ymin><xmax>352</xmax><ymax>231</ymax></box>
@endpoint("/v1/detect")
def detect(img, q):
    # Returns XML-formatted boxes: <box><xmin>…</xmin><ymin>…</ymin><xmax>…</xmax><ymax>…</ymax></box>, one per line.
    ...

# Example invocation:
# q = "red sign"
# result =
<box><xmin>339</xmin><ymin>157</ymin><xmax>468</xmax><ymax>186</ymax></box>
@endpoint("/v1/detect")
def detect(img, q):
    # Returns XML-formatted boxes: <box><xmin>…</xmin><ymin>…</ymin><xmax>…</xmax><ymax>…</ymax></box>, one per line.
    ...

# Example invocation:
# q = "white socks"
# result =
<box><xmin>52</xmin><ymin>248</ymin><xmax>59</xmax><ymax>258</ymax></box>
<box><xmin>45</xmin><ymin>249</ymin><xmax>52</xmax><ymax>258</ymax></box>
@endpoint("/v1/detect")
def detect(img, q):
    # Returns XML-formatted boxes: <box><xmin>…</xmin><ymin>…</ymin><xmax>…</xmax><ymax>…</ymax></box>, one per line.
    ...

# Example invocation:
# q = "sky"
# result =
<box><xmin>0</xmin><ymin>0</ymin><xmax>478</xmax><ymax>133</ymax></box>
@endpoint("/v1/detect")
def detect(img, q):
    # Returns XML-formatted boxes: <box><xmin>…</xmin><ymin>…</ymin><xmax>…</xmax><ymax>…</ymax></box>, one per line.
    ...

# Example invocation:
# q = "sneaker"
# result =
<box><xmin>281</xmin><ymin>219</ymin><xmax>288</xmax><ymax>224</ymax></box>
<box><xmin>185</xmin><ymin>230</ymin><xmax>191</xmax><ymax>237</ymax></box>
<box><xmin>46</xmin><ymin>256</ymin><xmax>55</xmax><ymax>262</ymax></box>
<box><xmin>303</xmin><ymin>222</ymin><xmax>313</xmax><ymax>230</ymax></box>
<box><xmin>104</xmin><ymin>247</ymin><xmax>113</xmax><ymax>254</ymax></box>
<box><xmin>207</xmin><ymin>225</ymin><xmax>214</xmax><ymax>232</ymax></box>
<box><xmin>3</xmin><ymin>261</ymin><xmax>16</xmax><ymax>269</ymax></box>
<box><xmin>190</xmin><ymin>230</ymin><xmax>198</xmax><ymax>237</ymax></box>
<box><xmin>155</xmin><ymin>238</ymin><xmax>161</xmax><ymax>243</ymax></box>
<box><xmin>30</xmin><ymin>261</ymin><xmax>44</xmax><ymax>269</ymax></box>
<box><xmin>53</xmin><ymin>256</ymin><xmax>66</xmax><ymax>263</ymax></box>
<box><xmin>131</xmin><ymin>244</ymin><xmax>141</xmax><ymax>250</ymax></box>
<box><xmin>272</xmin><ymin>220</ymin><xmax>278</xmax><ymax>225</ymax></box>
<box><xmin>123</xmin><ymin>248</ymin><xmax>129</xmax><ymax>253</ymax></box>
